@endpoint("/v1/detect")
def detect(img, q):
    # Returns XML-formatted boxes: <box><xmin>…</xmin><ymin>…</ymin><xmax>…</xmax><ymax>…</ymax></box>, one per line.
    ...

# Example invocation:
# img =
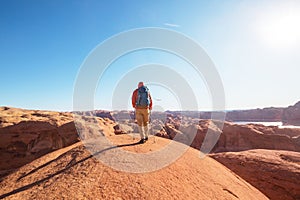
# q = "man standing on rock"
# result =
<box><xmin>132</xmin><ymin>81</ymin><xmax>152</xmax><ymax>143</ymax></box>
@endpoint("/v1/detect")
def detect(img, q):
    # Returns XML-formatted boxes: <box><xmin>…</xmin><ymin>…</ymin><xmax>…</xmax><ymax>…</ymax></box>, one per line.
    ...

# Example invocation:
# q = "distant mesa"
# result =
<box><xmin>167</xmin><ymin>100</ymin><xmax>300</xmax><ymax>126</ymax></box>
<box><xmin>225</xmin><ymin>107</ymin><xmax>283</xmax><ymax>122</ymax></box>
<box><xmin>74</xmin><ymin>100</ymin><xmax>300</xmax><ymax>126</ymax></box>
<box><xmin>282</xmin><ymin>101</ymin><xmax>300</xmax><ymax>126</ymax></box>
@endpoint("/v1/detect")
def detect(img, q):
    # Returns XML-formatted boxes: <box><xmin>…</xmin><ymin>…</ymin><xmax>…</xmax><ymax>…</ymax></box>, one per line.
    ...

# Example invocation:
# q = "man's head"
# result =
<box><xmin>138</xmin><ymin>81</ymin><xmax>144</xmax><ymax>88</ymax></box>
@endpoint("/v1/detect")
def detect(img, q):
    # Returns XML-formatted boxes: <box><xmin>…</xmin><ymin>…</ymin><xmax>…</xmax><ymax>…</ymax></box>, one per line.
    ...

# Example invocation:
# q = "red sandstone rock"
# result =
<box><xmin>0</xmin><ymin>135</ymin><xmax>267</xmax><ymax>200</ymax></box>
<box><xmin>210</xmin><ymin>149</ymin><xmax>300</xmax><ymax>200</ymax></box>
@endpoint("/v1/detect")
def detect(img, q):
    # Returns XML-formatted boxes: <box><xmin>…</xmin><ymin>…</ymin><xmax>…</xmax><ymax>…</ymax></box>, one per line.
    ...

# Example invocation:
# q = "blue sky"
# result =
<box><xmin>1</xmin><ymin>0</ymin><xmax>300</xmax><ymax>111</ymax></box>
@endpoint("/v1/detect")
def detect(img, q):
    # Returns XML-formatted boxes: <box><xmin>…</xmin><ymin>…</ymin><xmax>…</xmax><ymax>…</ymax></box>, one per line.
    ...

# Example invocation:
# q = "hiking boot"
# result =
<box><xmin>145</xmin><ymin>137</ymin><xmax>148</xmax><ymax>141</ymax></box>
<box><xmin>139</xmin><ymin>139</ymin><xmax>146</xmax><ymax>144</ymax></box>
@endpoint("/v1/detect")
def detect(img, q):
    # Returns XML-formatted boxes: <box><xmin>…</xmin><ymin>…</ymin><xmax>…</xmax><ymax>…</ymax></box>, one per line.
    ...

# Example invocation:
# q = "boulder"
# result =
<box><xmin>163</xmin><ymin>123</ymin><xmax>183</xmax><ymax>139</ymax></box>
<box><xmin>113</xmin><ymin>123</ymin><xmax>133</xmax><ymax>135</ymax></box>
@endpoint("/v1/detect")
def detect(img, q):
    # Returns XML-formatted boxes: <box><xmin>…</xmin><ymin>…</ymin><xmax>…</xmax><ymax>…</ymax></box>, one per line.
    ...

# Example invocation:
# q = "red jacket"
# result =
<box><xmin>132</xmin><ymin>88</ymin><xmax>152</xmax><ymax>109</ymax></box>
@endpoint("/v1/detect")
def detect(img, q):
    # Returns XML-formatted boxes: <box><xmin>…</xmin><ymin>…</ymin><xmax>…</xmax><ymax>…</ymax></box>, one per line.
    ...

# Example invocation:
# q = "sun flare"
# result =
<box><xmin>258</xmin><ymin>12</ymin><xmax>300</xmax><ymax>48</ymax></box>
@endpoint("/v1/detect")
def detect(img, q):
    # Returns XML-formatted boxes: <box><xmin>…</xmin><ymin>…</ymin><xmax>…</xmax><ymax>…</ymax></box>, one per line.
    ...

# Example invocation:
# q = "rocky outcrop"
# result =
<box><xmin>112</xmin><ymin>110</ymin><xmax>135</xmax><ymax>121</ymax></box>
<box><xmin>94</xmin><ymin>110</ymin><xmax>115</xmax><ymax>121</ymax></box>
<box><xmin>75</xmin><ymin>110</ymin><xmax>137</xmax><ymax>122</ymax></box>
<box><xmin>74</xmin><ymin>110</ymin><xmax>115</xmax><ymax>121</ymax></box>
<box><xmin>163</xmin><ymin>123</ymin><xmax>183</xmax><ymax>139</ymax></box>
<box><xmin>0</xmin><ymin>107</ymin><xmax>115</xmax><ymax>178</ymax></box>
<box><xmin>213</xmin><ymin>122</ymin><xmax>300</xmax><ymax>152</ymax></box>
<box><xmin>282</xmin><ymin>101</ymin><xmax>300</xmax><ymax>126</ymax></box>
<box><xmin>1</xmin><ymin>106</ymin><xmax>299</xmax><ymax>199</ymax></box>
<box><xmin>0</xmin><ymin>135</ymin><xmax>268</xmax><ymax>200</ymax></box>
<box><xmin>0</xmin><ymin>120</ymin><xmax>79</xmax><ymax>174</ymax></box>
<box><xmin>0</xmin><ymin>107</ymin><xmax>73</xmax><ymax>128</ymax></box>
<box><xmin>113</xmin><ymin>123</ymin><xmax>133</xmax><ymax>135</ymax></box>
<box><xmin>156</xmin><ymin>120</ymin><xmax>300</xmax><ymax>153</ymax></box>
<box><xmin>210</xmin><ymin>150</ymin><xmax>300</xmax><ymax>200</ymax></box>
<box><xmin>152</xmin><ymin>118</ymin><xmax>300</xmax><ymax>199</ymax></box>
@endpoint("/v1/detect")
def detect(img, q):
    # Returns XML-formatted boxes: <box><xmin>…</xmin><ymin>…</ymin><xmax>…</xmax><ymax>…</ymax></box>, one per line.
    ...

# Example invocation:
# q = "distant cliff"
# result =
<box><xmin>282</xmin><ymin>101</ymin><xmax>300</xmax><ymax>126</ymax></box>
<box><xmin>74</xmin><ymin>101</ymin><xmax>300</xmax><ymax>126</ymax></box>
<box><xmin>225</xmin><ymin>107</ymin><xmax>284</xmax><ymax>122</ymax></box>
<box><xmin>168</xmin><ymin>107</ymin><xmax>284</xmax><ymax>122</ymax></box>
<box><xmin>167</xmin><ymin>101</ymin><xmax>300</xmax><ymax>126</ymax></box>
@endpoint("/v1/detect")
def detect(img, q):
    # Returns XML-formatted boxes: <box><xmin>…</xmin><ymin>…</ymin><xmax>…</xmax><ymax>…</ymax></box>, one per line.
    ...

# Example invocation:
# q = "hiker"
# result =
<box><xmin>132</xmin><ymin>81</ymin><xmax>153</xmax><ymax>143</ymax></box>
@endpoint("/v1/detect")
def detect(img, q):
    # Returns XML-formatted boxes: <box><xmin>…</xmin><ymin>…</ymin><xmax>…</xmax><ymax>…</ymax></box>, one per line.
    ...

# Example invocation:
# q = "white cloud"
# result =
<box><xmin>164</xmin><ymin>23</ymin><xmax>180</xmax><ymax>28</ymax></box>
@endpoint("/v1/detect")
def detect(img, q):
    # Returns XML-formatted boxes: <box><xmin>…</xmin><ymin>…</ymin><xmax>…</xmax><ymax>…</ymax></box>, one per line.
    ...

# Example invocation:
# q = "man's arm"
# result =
<box><xmin>132</xmin><ymin>90</ymin><xmax>137</xmax><ymax>108</ymax></box>
<box><xmin>149</xmin><ymin>93</ymin><xmax>153</xmax><ymax>110</ymax></box>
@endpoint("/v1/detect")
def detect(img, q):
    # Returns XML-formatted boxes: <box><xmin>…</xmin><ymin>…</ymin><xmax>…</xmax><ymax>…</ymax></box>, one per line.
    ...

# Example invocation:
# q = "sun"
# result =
<box><xmin>258</xmin><ymin>12</ymin><xmax>300</xmax><ymax>48</ymax></box>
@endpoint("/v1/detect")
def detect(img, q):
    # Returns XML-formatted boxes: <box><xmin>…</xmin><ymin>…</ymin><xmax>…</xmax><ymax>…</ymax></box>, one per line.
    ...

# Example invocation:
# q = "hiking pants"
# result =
<box><xmin>135</xmin><ymin>108</ymin><xmax>150</xmax><ymax>127</ymax></box>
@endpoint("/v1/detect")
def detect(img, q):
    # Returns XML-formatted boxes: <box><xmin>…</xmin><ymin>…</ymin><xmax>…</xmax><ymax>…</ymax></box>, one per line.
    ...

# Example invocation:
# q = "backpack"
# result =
<box><xmin>136</xmin><ymin>86</ymin><xmax>150</xmax><ymax>107</ymax></box>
